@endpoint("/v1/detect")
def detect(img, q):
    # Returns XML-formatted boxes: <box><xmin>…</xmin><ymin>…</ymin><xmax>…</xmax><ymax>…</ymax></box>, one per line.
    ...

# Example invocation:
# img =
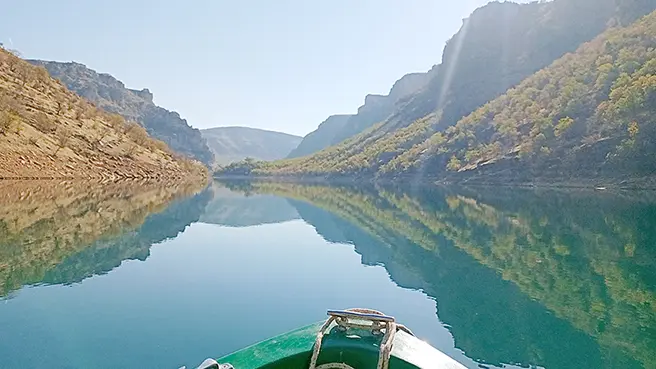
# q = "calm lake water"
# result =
<box><xmin>1</xmin><ymin>181</ymin><xmax>655</xmax><ymax>369</ymax></box>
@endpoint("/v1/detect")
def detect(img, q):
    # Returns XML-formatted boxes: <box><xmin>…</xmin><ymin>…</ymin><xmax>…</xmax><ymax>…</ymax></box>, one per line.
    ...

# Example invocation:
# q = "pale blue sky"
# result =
<box><xmin>3</xmin><ymin>0</ymin><xmax>514</xmax><ymax>136</ymax></box>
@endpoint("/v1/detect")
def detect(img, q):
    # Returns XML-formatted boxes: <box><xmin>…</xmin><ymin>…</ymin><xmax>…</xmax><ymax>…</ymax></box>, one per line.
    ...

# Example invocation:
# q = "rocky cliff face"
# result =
<box><xmin>335</xmin><ymin>72</ymin><xmax>431</xmax><ymax>142</ymax></box>
<box><xmin>287</xmin><ymin>114</ymin><xmax>352</xmax><ymax>158</ymax></box>
<box><xmin>289</xmin><ymin>72</ymin><xmax>430</xmax><ymax>158</ymax></box>
<box><xmin>28</xmin><ymin>60</ymin><xmax>214</xmax><ymax>165</ymax></box>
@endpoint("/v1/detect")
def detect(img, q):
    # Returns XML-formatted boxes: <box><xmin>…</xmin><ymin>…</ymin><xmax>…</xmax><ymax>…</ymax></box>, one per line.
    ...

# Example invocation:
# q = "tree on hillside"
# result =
<box><xmin>54</xmin><ymin>128</ymin><xmax>71</xmax><ymax>155</ymax></box>
<box><xmin>0</xmin><ymin>109</ymin><xmax>20</xmax><ymax>135</ymax></box>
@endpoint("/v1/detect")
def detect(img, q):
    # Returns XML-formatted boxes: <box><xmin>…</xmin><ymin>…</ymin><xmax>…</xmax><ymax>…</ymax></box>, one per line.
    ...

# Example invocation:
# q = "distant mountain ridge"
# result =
<box><xmin>28</xmin><ymin>60</ymin><xmax>214</xmax><ymax>165</ymax></box>
<box><xmin>201</xmin><ymin>126</ymin><xmax>301</xmax><ymax>165</ymax></box>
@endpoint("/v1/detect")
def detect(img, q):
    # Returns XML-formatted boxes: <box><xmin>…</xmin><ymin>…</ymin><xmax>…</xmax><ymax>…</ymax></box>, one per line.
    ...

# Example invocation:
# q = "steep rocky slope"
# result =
<box><xmin>388</xmin><ymin>8</ymin><xmax>656</xmax><ymax>184</ymax></box>
<box><xmin>29</xmin><ymin>60</ymin><xmax>214</xmax><ymax>165</ymax></box>
<box><xmin>0</xmin><ymin>48</ymin><xmax>207</xmax><ymax>180</ymax></box>
<box><xmin>287</xmin><ymin>115</ymin><xmax>351</xmax><ymax>158</ymax></box>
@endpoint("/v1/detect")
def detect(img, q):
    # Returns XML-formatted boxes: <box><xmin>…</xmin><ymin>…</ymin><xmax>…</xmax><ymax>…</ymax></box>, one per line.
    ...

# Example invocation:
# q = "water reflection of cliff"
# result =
<box><xmin>238</xmin><ymin>182</ymin><xmax>656</xmax><ymax>369</ymax></box>
<box><xmin>41</xmin><ymin>188</ymin><xmax>212</xmax><ymax>286</ymax></box>
<box><xmin>0</xmin><ymin>180</ymin><xmax>210</xmax><ymax>297</ymax></box>
<box><xmin>199</xmin><ymin>182</ymin><xmax>298</xmax><ymax>227</ymax></box>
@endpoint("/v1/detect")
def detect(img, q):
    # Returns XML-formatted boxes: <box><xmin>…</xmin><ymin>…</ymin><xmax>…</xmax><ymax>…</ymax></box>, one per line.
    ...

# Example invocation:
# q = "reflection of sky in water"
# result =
<box><xmin>0</xmin><ymin>220</ymin><xmax>519</xmax><ymax>369</ymax></box>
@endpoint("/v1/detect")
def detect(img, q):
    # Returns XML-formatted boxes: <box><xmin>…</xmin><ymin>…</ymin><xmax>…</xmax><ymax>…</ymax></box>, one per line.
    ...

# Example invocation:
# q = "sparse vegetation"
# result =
<box><xmin>32</xmin><ymin>111</ymin><xmax>55</xmax><ymax>133</ymax></box>
<box><xmin>0</xmin><ymin>46</ymin><xmax>207</xmax><ymax>180</ymax></box>
<box><xmin>54</xmin><ymin>127</ymin><xmax>70</xmax><ymax>155</ymax></box>
<box><xmin>124</xmin><ymin>143</ymin><xmax>139</xmax><ymax>158</ymax></box>
<box><xmin>0</xmin><ymin>109</ymin><xmax>20</xmax><ymax>135</ymax></box>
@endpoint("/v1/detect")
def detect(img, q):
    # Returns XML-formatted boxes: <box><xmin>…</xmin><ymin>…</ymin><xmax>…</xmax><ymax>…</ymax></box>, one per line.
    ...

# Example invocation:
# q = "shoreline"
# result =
<box><xmin>213</xmin><ymin>174</ymin><xmax>656</xmax><ymax>191</ymax></box>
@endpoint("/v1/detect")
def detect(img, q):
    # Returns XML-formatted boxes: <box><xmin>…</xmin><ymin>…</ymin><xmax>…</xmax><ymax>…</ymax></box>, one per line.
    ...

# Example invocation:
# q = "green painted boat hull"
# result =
<box><xmin>218</xmin><ymin>323</ymin><xmax>465</xmax><ymax>369</ymax></box>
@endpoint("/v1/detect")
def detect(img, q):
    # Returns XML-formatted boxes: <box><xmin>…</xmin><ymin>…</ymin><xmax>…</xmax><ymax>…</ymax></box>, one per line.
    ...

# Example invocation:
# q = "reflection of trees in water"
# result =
<box><xmin>430</xmin><ymin>187</ymin><xmax>656</xmax><ymax>369</ymax></box>
<box><xmin>0</xmin><ymin>180</ymin><xmax>209</xmax><ymax>297</ymax></box>
<box><xmin>289</xmin><ymin>196</ymin><xmax>602</xmax><ymax>369</ymax></box>
<box><xmin>242</xmin><ymin>182</ymin><xmax>655</xmax><ymax>369</ymax></box>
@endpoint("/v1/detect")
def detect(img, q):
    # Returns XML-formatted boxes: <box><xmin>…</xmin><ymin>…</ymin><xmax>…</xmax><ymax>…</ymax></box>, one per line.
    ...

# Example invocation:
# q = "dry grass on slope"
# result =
<box><xmin>0</xmin><ymin>48</ymin><xmax>207</xmax><ymax>180</ymax></box>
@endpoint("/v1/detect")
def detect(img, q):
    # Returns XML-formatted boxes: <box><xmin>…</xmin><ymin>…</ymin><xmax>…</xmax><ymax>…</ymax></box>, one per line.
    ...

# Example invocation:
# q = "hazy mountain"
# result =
<box><xmin>29</xmin><ymin>60</ymin><xmax>214</xmax><ymax>165</ymax></box>
<box><xmin>202</xmin><ymin>126</ymin><xmax>301</xmax><ymax>165</ymax></box>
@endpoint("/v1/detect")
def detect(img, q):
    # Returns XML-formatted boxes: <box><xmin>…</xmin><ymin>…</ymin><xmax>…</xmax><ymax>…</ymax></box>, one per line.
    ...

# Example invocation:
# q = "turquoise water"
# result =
<box><xmin>1</xmin><ymin>182</ymin><xmax>655</xmax><ymax>369</ymax></box>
